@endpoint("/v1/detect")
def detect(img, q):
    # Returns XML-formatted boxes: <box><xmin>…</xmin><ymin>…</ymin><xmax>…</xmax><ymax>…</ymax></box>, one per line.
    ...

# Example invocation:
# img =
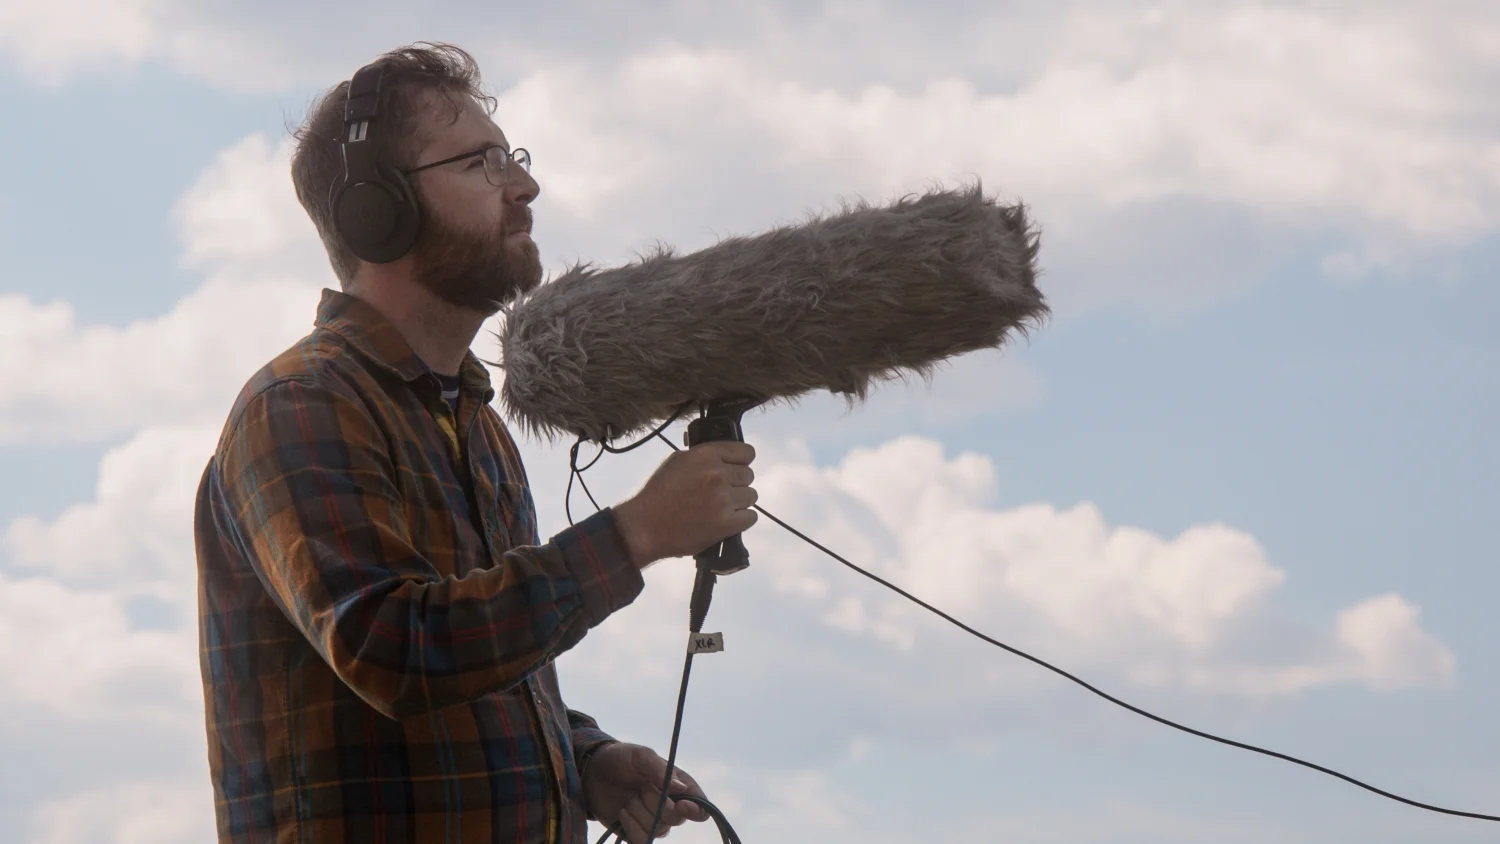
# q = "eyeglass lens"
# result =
<box><xmin>484</xmin><ymin>147</ymin><xmax>531</xmax><ymax>186</ymax></box>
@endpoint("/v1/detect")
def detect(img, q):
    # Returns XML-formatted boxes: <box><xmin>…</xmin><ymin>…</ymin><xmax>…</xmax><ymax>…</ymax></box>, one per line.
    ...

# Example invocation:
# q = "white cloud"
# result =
<box><xmin>1336</xmin><ymin>593</ymin><xmax>1457</xmax><ymax>691</ymax></box>
<box><xmin>1</xmin><ymin>415</ymin><xmax>1454</xmax><ymax>756</ymax></box>
<box><xmin>0</xmin><ymin>571</ymin><xmax>201</xmax><ymax>724</ymax></box>
<box><xmin>757</xmin><ymin>436</ymin><xmax>1455</xmax><ymax>696</ymax></box>
<box><xmin>0</xmin><ymin>0</ymin><xmax>342</xmax><ymax>92</ymax></box>
<box><xmin>7</xmin><ymin>2</ymin><xmax>1497</xmax><ymax>290</ymax></box>
<box><xmin>0</xmin><ymin>424</ymin><xmax>215</xmax><ymax>724</ymax></box>
<box><xmin>542</xmin><ymin>432</ymin><xmax>1456</xmax><ymax>760</ymax></box>
<box><xmin>171</xmin><ymin>133</ymin><xmax>324</xmax><ymax>273</ymax></box>
<box><xmin>10</xmin><ymin>3</ymin><xmax>1496</xmax><ymax>442</ymax></box>
<box><xmin>0</xmin><ymin>135</ymin><xmax>326</xmax><ymax>446</ymax></box>
<box><xmin>1174</xmin><ymin>592</ymin><xmax>1458</xmax><ymax>698</ymax></box>
<box><xmin>0</xmin><ymin>274</ymin><xmax>321</xmax><ymax>445</ymax></box>
<box><xmin>0</xmin><ymin>0</ymin><xmax>164</xmax><ymax>84</ymax></box>
<box><xmin>487</xmin><ymin>8</ymin><xmax>1499</xmax><ymax>307</ymax></box>
<box><xmin>25</xmin><ymin>779</ymin><xmax>215</xmax><ymax>844</ymax></box>
<box><xmin>5</xmin><ymin>424</ymin><xmax>218</xmax><ymax>592</ymax></box>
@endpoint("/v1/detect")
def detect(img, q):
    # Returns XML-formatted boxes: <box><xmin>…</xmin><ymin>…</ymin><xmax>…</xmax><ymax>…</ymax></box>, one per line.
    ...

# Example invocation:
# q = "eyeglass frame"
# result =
<box><xmin>402</xmin><ymin>143</ymin><xmax>531</xmax><ymax>187</ymax></box>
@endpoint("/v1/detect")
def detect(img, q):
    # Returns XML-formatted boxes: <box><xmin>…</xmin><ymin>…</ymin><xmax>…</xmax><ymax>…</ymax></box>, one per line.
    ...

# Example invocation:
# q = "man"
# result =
<box><xmin>193</xmin><ymin>42</ymin><xmax>758</xmax><ymax>844</ymax></box>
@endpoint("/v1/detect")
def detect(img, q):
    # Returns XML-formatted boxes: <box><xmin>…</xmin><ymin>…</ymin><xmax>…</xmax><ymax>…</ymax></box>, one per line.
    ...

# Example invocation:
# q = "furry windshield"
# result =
<box><xmin>494</xmin><ymin>183</ymin><xmax>1048</xmax><ymax>443</ymax></box>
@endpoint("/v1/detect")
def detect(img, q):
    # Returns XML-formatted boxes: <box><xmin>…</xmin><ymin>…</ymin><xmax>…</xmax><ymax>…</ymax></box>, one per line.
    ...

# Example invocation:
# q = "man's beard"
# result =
<box><xmin>410</xmin><ymin>207</ymin><xmax>542</xmax><ymax>315</ymax></box>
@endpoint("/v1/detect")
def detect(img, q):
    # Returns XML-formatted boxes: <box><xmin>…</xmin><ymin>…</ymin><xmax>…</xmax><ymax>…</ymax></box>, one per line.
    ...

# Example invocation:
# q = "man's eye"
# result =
<box><xmin>468</xmin><ymin>159</ymin><xmax>484</xmax><ymax>168</ymax></box>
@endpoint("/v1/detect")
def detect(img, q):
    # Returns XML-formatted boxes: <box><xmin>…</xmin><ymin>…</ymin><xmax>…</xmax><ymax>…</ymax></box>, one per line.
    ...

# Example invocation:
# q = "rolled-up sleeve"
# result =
<box><xmin>211</xmin><ymin>375</ymin><xmax>645</xmax><ymax>720</ymax></box>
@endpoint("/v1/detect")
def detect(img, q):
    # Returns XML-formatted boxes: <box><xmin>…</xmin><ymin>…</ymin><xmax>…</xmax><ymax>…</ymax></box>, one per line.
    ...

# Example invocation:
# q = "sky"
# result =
<box><xmin>1</xmin><ymin>1</ymin><xmax>1498</xmax><ymax>842</ymax></box>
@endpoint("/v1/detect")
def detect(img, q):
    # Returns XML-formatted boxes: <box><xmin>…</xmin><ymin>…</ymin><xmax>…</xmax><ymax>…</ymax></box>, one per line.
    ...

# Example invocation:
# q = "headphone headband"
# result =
<box><xmin>330</xmin><ymin>61</ymin><xmax>422</xmax><ymax>265</ymax></box>
<box><xmin>343</xmin><ymin>63</ymin><xmax>384</xmax><ymax>138</ymax></box>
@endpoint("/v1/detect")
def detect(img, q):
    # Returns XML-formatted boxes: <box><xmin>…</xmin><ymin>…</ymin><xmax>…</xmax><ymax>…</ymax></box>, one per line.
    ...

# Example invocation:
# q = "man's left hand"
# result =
<box><xmin>582</xmin><ymin>741</ymin><xmax>711</xmax><ymax>841</ymax></box>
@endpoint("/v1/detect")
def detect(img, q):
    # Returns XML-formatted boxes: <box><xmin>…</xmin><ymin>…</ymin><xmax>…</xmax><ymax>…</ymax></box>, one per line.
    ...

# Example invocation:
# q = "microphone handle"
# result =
<box><xmin>684</xmin><ymin>397</ymin><xmax>760</xmax><ymax>576</ymax></box>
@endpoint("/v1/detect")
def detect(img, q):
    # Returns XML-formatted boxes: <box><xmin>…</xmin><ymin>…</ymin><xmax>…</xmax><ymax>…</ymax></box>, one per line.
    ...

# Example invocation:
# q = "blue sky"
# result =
<box><xmin>2</xmin><ymin>2</ymin><xmax>1498</xmax><ymax>842</ymax></box>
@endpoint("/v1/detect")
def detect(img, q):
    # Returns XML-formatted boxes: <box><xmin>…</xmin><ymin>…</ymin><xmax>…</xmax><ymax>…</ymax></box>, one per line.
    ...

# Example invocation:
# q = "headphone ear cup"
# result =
<box><xmin>332</xmin><ymin>169</ymin><xmax>421</xmax><ymax>265</ymax></box>
<box><xmin>380</xmin><ymin>165</ymin><xmax>422</xmax><ymax>261</ymax></box>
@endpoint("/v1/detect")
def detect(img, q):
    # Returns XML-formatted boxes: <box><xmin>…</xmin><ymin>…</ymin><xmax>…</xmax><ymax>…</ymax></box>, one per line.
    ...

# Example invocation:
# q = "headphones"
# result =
<box><xmin>329</xmin><ymin>62</ymin><xmax>423</xmax><ymax>264</ymax></box>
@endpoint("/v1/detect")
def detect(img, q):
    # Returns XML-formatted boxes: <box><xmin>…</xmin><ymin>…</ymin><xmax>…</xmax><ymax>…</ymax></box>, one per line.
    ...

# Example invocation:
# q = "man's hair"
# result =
<box><xmin>289</xmin><ymin>42</ymin><xmax>497</xmax><ymax>286</ymax></box>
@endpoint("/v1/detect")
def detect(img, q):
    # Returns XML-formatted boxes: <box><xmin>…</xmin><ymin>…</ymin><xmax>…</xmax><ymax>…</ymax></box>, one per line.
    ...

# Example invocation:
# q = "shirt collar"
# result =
<box><xmin>314</xmin><ymin>288</ymin><xmax>496</xmax><ymax>400</ymax></box>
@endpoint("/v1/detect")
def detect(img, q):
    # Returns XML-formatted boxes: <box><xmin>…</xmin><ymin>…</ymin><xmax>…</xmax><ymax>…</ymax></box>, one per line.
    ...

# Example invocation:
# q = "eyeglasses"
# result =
<box><xmin>404</xmin><ymin>144</ymin><xmax>531</xmax><ymax>187</ymax></box>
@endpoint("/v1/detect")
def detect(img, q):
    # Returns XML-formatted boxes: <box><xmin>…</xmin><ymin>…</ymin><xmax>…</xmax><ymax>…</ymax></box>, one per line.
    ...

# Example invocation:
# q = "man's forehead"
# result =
<box><xmin>410</xmin><ymin>93</ymin><xmax>508</xmax><ymax>158</ymax></box>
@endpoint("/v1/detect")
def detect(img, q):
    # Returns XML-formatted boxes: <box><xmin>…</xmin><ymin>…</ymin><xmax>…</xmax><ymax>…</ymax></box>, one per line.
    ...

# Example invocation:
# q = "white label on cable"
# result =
<box><xmin>688</xmin><ymin>632</ymin><xmax>725</xmax><ymax>654</ymax></box>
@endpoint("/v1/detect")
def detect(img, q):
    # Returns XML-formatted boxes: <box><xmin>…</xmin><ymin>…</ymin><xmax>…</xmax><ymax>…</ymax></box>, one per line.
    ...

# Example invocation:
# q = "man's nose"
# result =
<box><xmin>505</xmin><ymin>166</ymin><xmax>539</xmax><ymax>205</ymax></box>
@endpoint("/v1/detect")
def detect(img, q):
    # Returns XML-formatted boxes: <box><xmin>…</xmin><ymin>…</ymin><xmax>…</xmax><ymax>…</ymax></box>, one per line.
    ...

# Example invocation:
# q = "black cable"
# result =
<box><xmin>601</xmin><ymin>401</ymin><xmax>696</xmax><ymax>454</ymax></box>
<box><xmin>568</xmin><ymin>406</ymin><xmax>742</xmax><ymax>842</ymax></box>
<box><xmin>753</xmin><ymin>500</ymin><xmax>1500</xmax><ymax>822</ymax></box>
<box><xmin>595</xmin><ymin>646</ymin><xmax>734</xmax><ymax>843</ymax></box>
<box><xmin>577</xmin><ymin>441</ymin><xmax>608</xmax><ymax>472</ymax></box>
<box><xmin>575</xmin><ymin>430</ymin><xmax>1500</xmax><ymax>838</ymax></box>
<box><xmin>566</xmin><ymin>402</ymin><xmax>694</xmax><ymax>527</ymax></box>
<box><xmin>565</xmin><ymin>440</ymin><xmax>604</xmax><ymax>526</ymax></box>
<box><xmin>661</xmin><ymin>794</ymin><xmax>743</xmax><ymax>844</ymax></box>
<box><xmin>587</xmin><ymin>563</ymin><xmax>734</xmax><ymax>842</ymax></box>
<box><xmin>648</xmin><ymin>431</ymin><xmax>1500</xmax><ymax>827</ymax></box>
<box><xmin>639</xmin><ymin>567</ymin><xmax>722</xmax><ymax>843</ymax></box>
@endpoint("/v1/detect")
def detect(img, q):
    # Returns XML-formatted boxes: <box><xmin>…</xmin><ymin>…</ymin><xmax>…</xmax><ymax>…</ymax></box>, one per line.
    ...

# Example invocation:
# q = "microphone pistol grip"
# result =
<box><xmin>685</xmin><ymin>399</ymin><xmax>756</xmax><ymax>577</ymax></box>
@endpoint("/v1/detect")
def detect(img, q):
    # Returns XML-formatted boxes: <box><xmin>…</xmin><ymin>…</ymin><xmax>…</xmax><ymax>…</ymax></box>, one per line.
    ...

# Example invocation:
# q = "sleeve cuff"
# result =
<box><xmin>573</xmin><ymin>728</ymin><xmax>618</xmax><ymax>764</ymax></box>
<box><xmin>552</xmin><ymin>507</ymin><xmax>645</xmax><ymax>628</ymax></box>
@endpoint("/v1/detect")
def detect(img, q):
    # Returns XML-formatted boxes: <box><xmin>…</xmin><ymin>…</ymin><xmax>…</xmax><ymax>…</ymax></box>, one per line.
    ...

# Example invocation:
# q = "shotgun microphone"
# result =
<box><xmin>495</xmin><ymin>183</ymin><xmax>1048</xmax><ymax>445</ymax></box>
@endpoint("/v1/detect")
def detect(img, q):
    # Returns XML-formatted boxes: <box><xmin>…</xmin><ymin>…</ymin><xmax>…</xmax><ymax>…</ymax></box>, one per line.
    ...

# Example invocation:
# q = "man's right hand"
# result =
<box><xmin>611</xmin><ymin>442</ymin><xmax>758</xmax><ymax>569</ymax></box>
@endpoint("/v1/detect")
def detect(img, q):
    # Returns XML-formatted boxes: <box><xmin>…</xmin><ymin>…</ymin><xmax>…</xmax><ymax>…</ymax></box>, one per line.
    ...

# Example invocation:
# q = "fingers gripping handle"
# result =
<box><xmin>684</xmin><ymin>397</ymin><xmax>760</xmax><ymax>577</ymax></box>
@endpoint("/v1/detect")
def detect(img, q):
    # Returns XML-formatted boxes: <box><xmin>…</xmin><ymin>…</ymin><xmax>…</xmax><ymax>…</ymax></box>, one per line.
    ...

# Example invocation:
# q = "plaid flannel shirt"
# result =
<box><xmin>194</xmin><ymin>288</ymin><xmax>646</xmax><ymax>843</ymax></box>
